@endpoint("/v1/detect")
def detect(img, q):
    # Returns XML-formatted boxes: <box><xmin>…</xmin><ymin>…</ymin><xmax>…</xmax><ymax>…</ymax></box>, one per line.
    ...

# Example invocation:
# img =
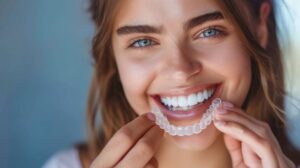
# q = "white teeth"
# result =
<box><xmin>152</xmin><ymin>98</ymin><xmax>222</xmax><ymax>136</ymax></box>
<box><xmin>197</xmin><ymin>92</ymin><xmax>205</xmax><ymax>102</ymax></box>
<box><xmin>161</xmin><ymin>98</ymin><xmax>167</xmax><ymax>105</ymax></box>
<box><xmin>208</xmin><ymin>89</ymin><xmax>212</xmax><ymax>96</ymax></box>
<box><xmin>166</xmin><ymin>97</ymin><xmax>172</xmax><ymax>106</ymax></box>
<box><xmin>171</xmin><ymin>97</ymin><xmax>178</xmax><ymax>107</ymax></box>
<box><xmin>161</xmin><ymin>87</ymin><xmax>216</xmax><ymax>109</ymax></box>
<box><xmin>187</xmin><ymin>94</ymin><xmax>198</xmax><ymax>106</ymax></box>
<box><xmin>203</xmin><ymin>90</ymin><xmax>208</xmax><ymax>99</ymax></box>
<box><xmin>178</xmin><ymin>96</ymin><xmax>188</xmax><ymax>107</ymax></box>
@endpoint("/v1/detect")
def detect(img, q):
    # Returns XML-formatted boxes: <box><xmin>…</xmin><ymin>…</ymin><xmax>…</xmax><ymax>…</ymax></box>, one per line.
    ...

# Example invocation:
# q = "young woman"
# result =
<box><xmin>44</xmin><ymin>0</ymin><xmax>299</xmax><ymax>167</ymax></box>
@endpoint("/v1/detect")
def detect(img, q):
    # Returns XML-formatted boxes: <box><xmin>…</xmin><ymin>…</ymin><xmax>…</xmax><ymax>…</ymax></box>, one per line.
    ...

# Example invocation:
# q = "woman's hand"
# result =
<box><xmin>90</xmin><ymin>113</ymin><xmax>163</xmax><ymax>168</ymax></box>
<box><xmin>213</xmin><ymin>101</ymin><xmax>296</xmax><ymax>168</ymax></box>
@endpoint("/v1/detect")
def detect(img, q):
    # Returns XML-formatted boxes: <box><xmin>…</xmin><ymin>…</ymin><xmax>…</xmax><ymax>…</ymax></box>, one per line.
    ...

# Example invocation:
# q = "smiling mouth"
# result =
<box><xmin>150</xmin><ymin>83</ymin><xmax>222</xmax><ymax>136</ymax></box>
<box><xmin>152</xmin><ymin>83</ymin><xmax>220</xmax><ymax>121</ymax></box>
<box><xmin>160</xmin><ymin>87</ymin><xmax>215</xmax><ymax>111</ymax></box>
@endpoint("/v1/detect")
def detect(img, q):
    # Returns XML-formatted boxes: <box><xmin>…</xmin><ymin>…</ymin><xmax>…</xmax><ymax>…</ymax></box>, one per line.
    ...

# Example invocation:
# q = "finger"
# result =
<box><xmin>214</xmin><ymin>120</ymin><xmax>278</xmax><ymax>168</ymax></box>
<box><xmin>144</xmin><ymin>157</ymin><xmax>159</xmax><ymax>168</ymax></box>
<box><xmin>214</xmin><ymin>108</ymin><xmax>261</xmax><ymax>135</ymax></box>
<box><xmin>241</xmin><ymin>143</ymin><xmax>261</xmax><ymax>167</ymax></box>
<box><xmin>223</xmin><ymin>134</ymin><xmax>261</xmax><ymax>168</ymax></box>
<box><xmin>223</xmin><ymin>134</ymin><xmax>244</xmax><ymax>167</ymax></box>
<box><xmin>116</xmin><ymin>125</ymin><xmax>163</xmax><ymax>168</ymax></box>
<box><xmin>219</xmin><ymin>102</ymin><xmax>293</xmax><ymax>167</ymax></box>
<box><xmin>221</xmin><ymin>101</ymin><xmax>262</xmax><ymax>126</ymax></box>
<box><xmin>215</xmin><ymin>105</ymin><xmax>282</xmax><ymax>151</ymax></box>
<box><xmin>282</xmin><ymin>155</ymin><xmax>297</xmax><ymax>168</ymax></box>
<box><xmin>91</xmin><ymin>113</ymin><xmax>156</xmax><ymax>168</ymax></box>
<box><xmin>276</xmin><ymin>152</ymin><xmax>297</xmax><ymax>168</ymax></box>
<box><xmin>220</xmin><ymin>101</ymin><xmax>281</xmax><ymax>142</ymax></box>
<box><xmin>215</xmin><ymin>102</ymin><xmax>263</xmax><ymax>135</ymax></box>
<box><xmin>221</xmin><ymin>102</ymin><xmax>281</xmax><ymax>147</ymax></box>
<box><xmin>215</xmin><ymin>107</ymin><xmax>289</xmax><ymax>168</ymax></box>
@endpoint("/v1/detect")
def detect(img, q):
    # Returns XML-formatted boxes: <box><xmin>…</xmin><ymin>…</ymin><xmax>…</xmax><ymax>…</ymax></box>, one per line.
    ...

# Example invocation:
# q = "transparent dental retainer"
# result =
<box><xmin>151</xmin><ymin>98</ymin><xmax>222</xmax><ymax>136</ymax></box>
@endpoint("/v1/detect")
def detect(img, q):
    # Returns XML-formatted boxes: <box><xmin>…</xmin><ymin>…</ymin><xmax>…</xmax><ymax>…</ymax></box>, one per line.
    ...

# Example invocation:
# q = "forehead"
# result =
<box><xmin>113</xmin><ymin>0</ymin><xmax>222</xmax><ymax>28</ymax></box>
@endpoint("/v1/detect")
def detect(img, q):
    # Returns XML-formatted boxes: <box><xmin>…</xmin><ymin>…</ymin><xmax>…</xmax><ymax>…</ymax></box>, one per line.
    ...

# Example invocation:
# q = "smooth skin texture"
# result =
<box><xmin>91</xmin><ymin>0</ymin><xmax>296</xmax><ymax>167</ymax></box>
<box><xmin>91</xmin><ymin>113</ymin><xmax>164</xmax><ymax>168</ymax></box>
<box><xmin>112</xmin><ymin>0</ymin><xmax>251</xmax><ymax>155</ymax></box>
<box><xmin>214</xmin><ymin>102</ymin><xmax>296</xmax><ymax>168</ymax></box>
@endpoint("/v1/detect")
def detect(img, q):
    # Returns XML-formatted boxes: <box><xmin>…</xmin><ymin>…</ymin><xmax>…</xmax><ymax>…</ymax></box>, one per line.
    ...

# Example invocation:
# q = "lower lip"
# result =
<box><xmin>153</xmin><ymin>83</ymin><xmax>222</xmax><ymax>121</ymax></box>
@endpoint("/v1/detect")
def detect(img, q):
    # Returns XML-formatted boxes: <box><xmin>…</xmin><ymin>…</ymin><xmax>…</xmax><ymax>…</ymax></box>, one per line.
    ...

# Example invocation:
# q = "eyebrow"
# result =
<box><xmin>184</xmin><ymin>11</ymin><xmax>224</xmax><ymax>30</ymax></box>
<box><xmin>116</xmin><ymin>11</ymin><xmax>224</xmax><ymax>35</ymax></box>
<box><xmin>116</xmin><ymin>25</ymin><xmax>162</xmax><ymax>35</ymax></box>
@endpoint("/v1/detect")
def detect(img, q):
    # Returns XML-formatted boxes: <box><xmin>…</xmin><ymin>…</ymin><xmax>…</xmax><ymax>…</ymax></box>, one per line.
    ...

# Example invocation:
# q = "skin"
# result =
<box><xmin>90</xmin><ymin>0</ymin><xmax>296</xmax><ymax>167</ymax></box>
<box><xmin>113</xmin><ymin>0</ymin><xmax>251</xmax><ymax>152</ymax></box>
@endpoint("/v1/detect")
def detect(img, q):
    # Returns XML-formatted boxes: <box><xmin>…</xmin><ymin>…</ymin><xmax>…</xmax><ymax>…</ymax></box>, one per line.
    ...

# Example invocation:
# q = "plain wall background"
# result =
<box><xmin>0</xmin><ymin>0</ymin><xmax>300</xmax><ymax>168</ymax></box>
<box><xmin>0</xmin><ymin>0</ymin><xmax>93</xmax><ymax>167</ymax></box>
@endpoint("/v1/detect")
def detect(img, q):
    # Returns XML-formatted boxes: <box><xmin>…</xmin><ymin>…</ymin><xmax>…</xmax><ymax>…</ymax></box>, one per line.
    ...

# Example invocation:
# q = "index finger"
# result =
<box><xmin>91</xmin><ymin>113</ymin><xmax>156</xmax><ymax>167</ymax></box>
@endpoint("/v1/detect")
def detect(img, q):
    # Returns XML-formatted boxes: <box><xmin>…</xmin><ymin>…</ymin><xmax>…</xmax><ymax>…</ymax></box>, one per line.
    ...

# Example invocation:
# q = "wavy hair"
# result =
<box><xmin>82</xmin><ymin>0</ymin><xmax>300</xmax><ymax>165</ymax></box>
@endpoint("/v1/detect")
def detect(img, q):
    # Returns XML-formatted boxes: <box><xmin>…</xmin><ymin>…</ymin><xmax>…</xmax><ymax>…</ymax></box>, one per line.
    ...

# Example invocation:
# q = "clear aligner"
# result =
<box><xmin>152</xmin><ymin>98</ymin><xmax>222</xmax><ymax>136</ymax></box>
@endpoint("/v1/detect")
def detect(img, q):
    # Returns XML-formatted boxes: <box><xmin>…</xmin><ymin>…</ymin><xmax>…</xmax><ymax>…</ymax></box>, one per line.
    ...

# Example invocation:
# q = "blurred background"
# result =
<box><xmin>0</xmin><ymin>0</ymin><xmax>299</xmax><ymax>167</ymax></box>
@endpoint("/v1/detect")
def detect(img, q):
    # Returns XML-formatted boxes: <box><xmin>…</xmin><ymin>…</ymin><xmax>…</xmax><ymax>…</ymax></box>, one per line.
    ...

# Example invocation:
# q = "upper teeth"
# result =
<box><xmin>160</xmin><ymin>88</ymin><xmax>215</xmax><ymax>108</ymax></box>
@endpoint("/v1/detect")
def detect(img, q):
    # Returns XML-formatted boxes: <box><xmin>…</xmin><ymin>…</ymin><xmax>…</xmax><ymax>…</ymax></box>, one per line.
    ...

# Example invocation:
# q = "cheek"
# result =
<box><xmin>221</xmin><ymin>47</ymin><xmax>251</xmax><ymax>105</ymax></box>
<box><xmin>222</xmin><ymin>50</ymin><xmax>251</xmax><ymax>105</ymax></box>
<box><xmin>116</xmin><ymin>58</ymin><xmax>155</xmax><ymax>114</ymax></box>
<box><xmin>199</xmin><ymin>40</ymin><xmax>252</xmax><ymax>105</ymax></box>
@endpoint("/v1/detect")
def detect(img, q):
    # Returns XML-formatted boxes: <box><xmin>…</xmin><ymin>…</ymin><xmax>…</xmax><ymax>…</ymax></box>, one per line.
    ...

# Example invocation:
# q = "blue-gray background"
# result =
<box><xmin>0</xmin><ymin>0</ymin><xmax>300</xmax><ymax>168</ymax></box>
<box><xmin>0</xmin><ymin>0</ymin><xmax>93</xmax><ymax>167</ymax></box>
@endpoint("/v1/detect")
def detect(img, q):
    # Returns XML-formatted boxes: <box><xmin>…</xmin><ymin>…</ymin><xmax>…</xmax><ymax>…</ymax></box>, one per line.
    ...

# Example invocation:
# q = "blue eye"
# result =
<box><xmin>199</xmin><ymin>28</ymin><xmax>221</xmax><ymax>38</ymax></box>
<box><xmin>130</xmin><ymin>39</ymin><xmax>155</xmax><ymax>48</ymax></box>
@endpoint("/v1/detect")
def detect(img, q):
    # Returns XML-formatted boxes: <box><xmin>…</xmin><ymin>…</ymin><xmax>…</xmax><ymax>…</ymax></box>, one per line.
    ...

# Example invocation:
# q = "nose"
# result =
<box><xmin>161</xmin><ymin>43</ymin><xmax>202</xmax><ymax>82</ymax></box>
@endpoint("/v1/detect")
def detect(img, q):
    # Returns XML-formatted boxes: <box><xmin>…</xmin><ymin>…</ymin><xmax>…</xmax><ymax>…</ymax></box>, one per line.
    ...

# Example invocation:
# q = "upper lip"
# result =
<box><xmin>152</xmin><ymin>83</ymin><xmax>219</xmax><ymax>98</ymax></box>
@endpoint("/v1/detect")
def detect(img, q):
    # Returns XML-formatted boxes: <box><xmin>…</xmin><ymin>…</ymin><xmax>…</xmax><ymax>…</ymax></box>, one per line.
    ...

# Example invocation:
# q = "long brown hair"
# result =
<box><xmin>83</xmin><ymin>0</ymin><xmax>300</xmax><ymax>165</ymax></box>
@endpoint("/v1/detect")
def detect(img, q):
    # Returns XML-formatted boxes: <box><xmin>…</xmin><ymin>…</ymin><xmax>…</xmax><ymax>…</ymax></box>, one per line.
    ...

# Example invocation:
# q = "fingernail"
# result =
<box><xmin>215</xmin><ymin>107</ymin><xmax>227</xmax><ymax>114</ymax></box>
<box><xmin>147</xmin><ymin>113</ymin><xmax>156</xmax><ymax>122</ymax></box>
<box><xmin>214</xmin><ymin>120</ymin><xmax>226</xmax><ymax>127</ymax></box>
<box><xmin>222</xmin><ymin>101</ymin><xmax>234</xmax><ymax>109</ymax></box>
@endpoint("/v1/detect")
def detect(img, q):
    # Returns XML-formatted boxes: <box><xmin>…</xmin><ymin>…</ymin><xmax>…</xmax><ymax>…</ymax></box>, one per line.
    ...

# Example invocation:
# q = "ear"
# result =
<box><xmin>257</xmin><ymin>2</ymin><xmax>271</xmax><ymax>49</ymax></box>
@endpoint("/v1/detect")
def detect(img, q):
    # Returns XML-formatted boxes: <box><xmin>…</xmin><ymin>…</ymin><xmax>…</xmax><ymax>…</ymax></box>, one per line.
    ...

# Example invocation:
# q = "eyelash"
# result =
<box><xmin>128</xmin><ymin>37</ymin><xmax>158</xmax><ymax>49</ymax></box>
<box><xmin>194</xmin><ymin>26</ymin><xmax>226</xmax><ymax>39</ymax></box>
<box><xmin>128</xmin><ymin>26</ymin><xmax>226</xmax><ymax>49</ymax></box>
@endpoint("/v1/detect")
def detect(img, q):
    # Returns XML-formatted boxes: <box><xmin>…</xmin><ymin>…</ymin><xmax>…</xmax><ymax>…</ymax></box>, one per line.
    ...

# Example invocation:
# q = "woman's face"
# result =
<box><xmin>112</xmin><ymin>0</ymin><xmax>251</xmax><ymax>150</ymax></box>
